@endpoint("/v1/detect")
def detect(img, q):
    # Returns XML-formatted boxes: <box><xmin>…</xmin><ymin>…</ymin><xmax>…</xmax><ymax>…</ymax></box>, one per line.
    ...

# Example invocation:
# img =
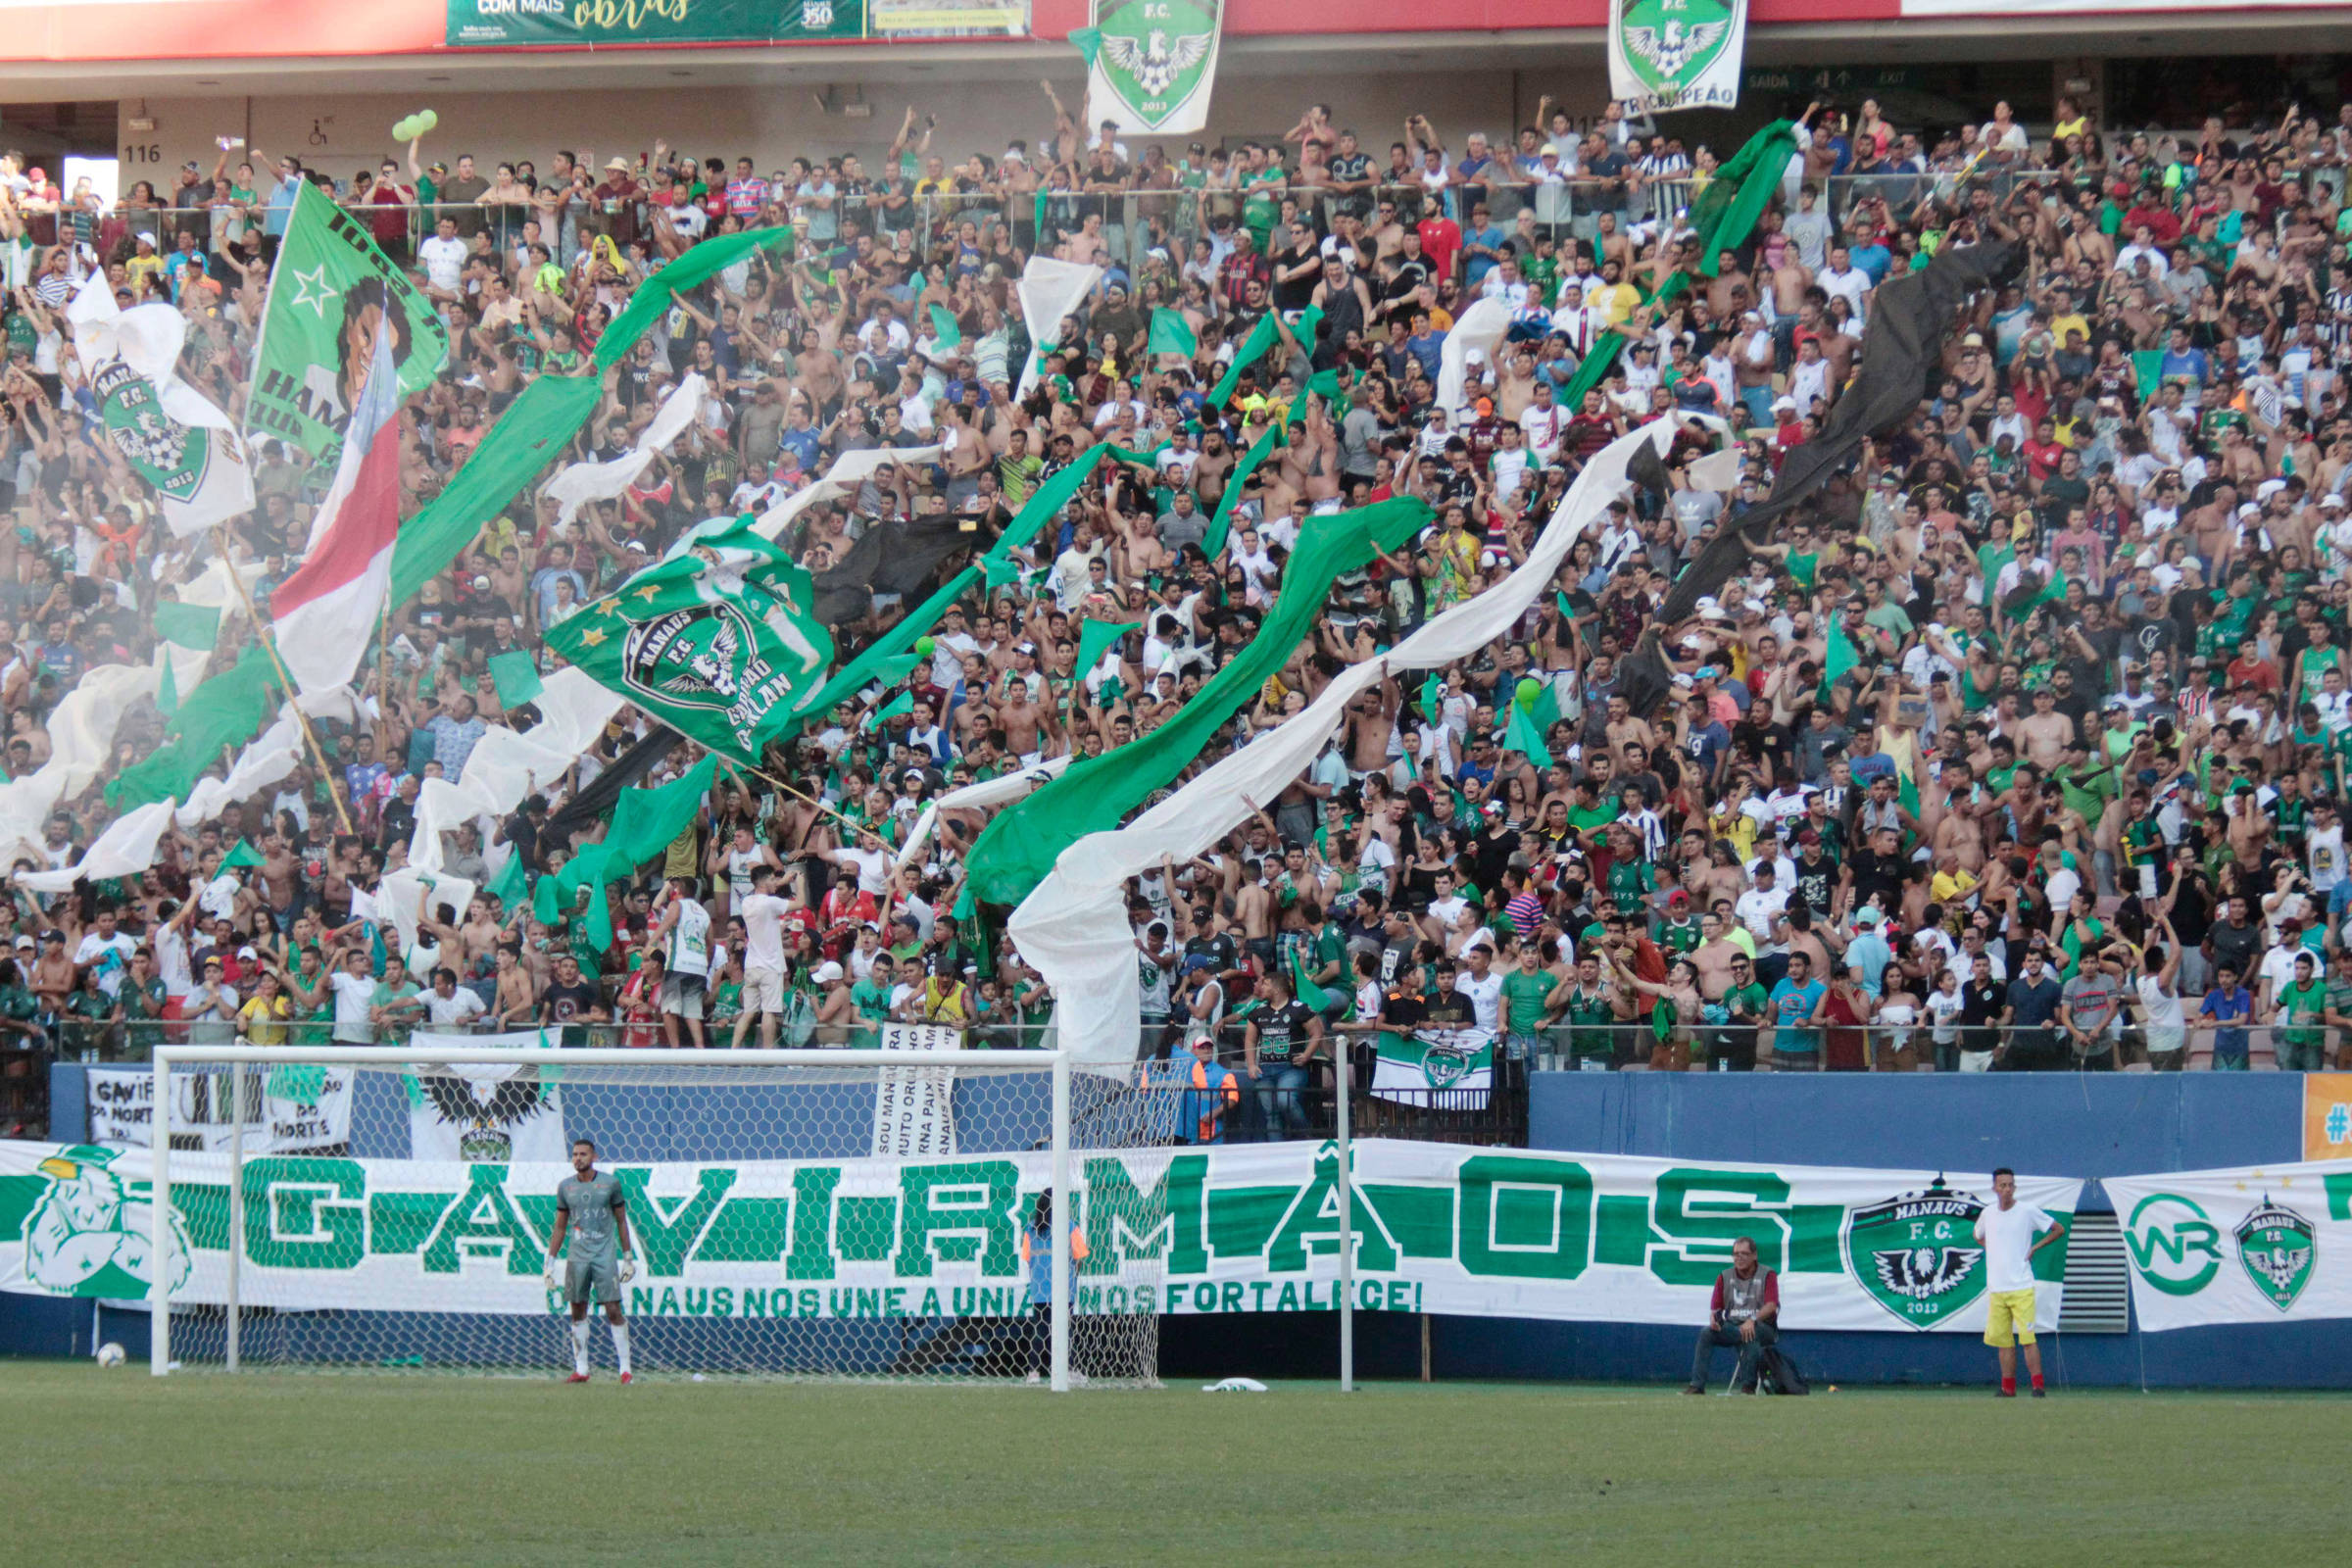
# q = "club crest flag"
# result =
<box><xmin>1608</xmin><ymin>0</ymin><xmax>1747</xmax><ymax>115</ymax></box>
<box><xmin>66</xmin><ymin>276</ymin><xmax>254</xmax><ymax>539</ymax></box>
<box><xmin>1372</xmin><ymin>1029</ymin><xmax>1494</xmax><ymax>1108</ymax></box>
<box><xmin>404</xmin><ymin>1033</ymin><xmax>569</xmax><ymax>1164</ymax></box>
<box><xmin>1079</xmin><ymin>0</ymin><xmax>1223</xmax><ymax>137</ymax></box>
<box><xmin>246</xmin><ymin>182</ymin><xmax>449</xmax><ymax>473</ymax></box>
<box><xmin>544</xmin><ymin>514</ymin><xmax>834</xmax><ymax>764</ymax></box>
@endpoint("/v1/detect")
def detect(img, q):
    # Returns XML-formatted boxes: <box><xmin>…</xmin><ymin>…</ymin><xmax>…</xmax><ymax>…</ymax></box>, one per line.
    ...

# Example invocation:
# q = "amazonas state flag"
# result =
<box><xmin>270</xmin><ymin>325</ymin><xmax>403</xmax><ymax>695</ymax></box>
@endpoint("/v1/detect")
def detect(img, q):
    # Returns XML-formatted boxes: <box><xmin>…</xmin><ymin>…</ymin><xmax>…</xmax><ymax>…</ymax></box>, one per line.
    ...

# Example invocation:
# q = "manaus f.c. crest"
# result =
<box><xmin>621</xmin><ymin>601</ymin><xmax>760</xmax><ymax>715</ymax></box>
<box><xmin>1843</xmin><ymin>1179</ymin><xmax>1987</xmax><ymax>1330</ymax></box>
<box><xmin>2235</xmin><ymin>1197</ymin><xmax>2315</xmax><ymax>1313</ymax></box>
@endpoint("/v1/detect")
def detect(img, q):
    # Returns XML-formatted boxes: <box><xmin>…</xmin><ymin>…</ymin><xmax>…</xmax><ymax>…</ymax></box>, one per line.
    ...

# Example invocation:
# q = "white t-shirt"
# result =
<box><xmin>739</xmin><ymin>892</ymin><xmax>791</xmax><ymax>973</ymax></box>
<box><xmin>666</xmin><ymin>898</ymin><xmax>712</xmax><ymax>978</ymax></box>
<box><xmin>1972</xmin><ymin>1198</ymin><xmax>2055</xmax><ymax>1294</ymax></box>
<box><xmin>1454</xmin><ymin>969</ymin><xmax>1503</xmax><ymax>1033</ymax></box>
<box><xmin>420</xmin><ymin>988</ymin><xmax>488</xmax><ymax>1027</ymax></box>
<box><xmin>418</xmin><ymin>233</ymin><xmax>467</xmax><ymax>292</ymax></box>
<box><xmin>327</xmin><ymin>969</ymin><xmax>377</xmax><ymax>1043</ymax></box>
<box><xmin>834</xmin><ymin>845</ymin><xmax>889</xmax><ymax>896</ymax></box>
<box><xmin>74</xmin><ymin>931</ymin><xmax>136</xmax><ymax>996</ymax></box>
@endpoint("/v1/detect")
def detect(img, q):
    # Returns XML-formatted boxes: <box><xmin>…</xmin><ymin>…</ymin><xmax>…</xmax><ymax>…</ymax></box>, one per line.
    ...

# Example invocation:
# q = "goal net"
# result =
<box><xmin>144</xmin><ymin>1043</ymin><xmax>1168</xmax><ymax>1388</ymax></box>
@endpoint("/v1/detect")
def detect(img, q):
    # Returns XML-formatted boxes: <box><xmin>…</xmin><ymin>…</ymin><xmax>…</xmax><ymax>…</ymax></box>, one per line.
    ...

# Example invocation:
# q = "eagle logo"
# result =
<box><xmin>2235</xmin><ymin>1198</ymin><xmax>2316</xmax><ymax>1312</ymax></box>
<box><xmin>1100</xmin><ymin>28</ymin><xmax>1212</xmax><ymax>100</ymax></box>
<box><xmin>1621</xmin><ymin>18</ymin><xmax>1730</xmax><ymax>82</ymax></box>
<box><xmin>1843</xmin><ymin>1181</ymin><xmax>1992</xmax><ymax>1330</ymax></box>
<box><xmin>411</xmin><ymin>1065</ymin><xmax>555</xmax><ymax>1164</ymax></box>
<box><xmin>621</xmin><ymin>602</ymin><xmax>760</xmax><ymax>716</ymax></box>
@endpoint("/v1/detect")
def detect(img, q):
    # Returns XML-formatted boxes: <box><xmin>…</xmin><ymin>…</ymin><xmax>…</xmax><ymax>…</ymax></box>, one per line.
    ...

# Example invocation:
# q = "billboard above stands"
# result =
<box><xmin>871</xmin><ymin>0</ymin><xmax>1030</xmax><ymax>35</ymax></box>
<box><xmin>445</xmin><ymin>0</ymin><xmax>867</xmax><ymax>47</ymax></box>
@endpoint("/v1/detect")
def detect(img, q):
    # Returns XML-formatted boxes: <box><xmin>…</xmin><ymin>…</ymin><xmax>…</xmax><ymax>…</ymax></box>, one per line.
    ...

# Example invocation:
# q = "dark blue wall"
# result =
<box><xmin>1528</xmin><ymin>1071</ymin><xmax>2301</xmax><ymax>1180</ymax></box>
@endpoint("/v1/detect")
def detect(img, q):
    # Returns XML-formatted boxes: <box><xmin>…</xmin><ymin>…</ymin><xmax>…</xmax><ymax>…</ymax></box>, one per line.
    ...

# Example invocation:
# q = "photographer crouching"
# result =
<box><xmin>1685</xmin><ymin>1236</ymin><xmax>1780</xmax><ymax>1396</ymax></box>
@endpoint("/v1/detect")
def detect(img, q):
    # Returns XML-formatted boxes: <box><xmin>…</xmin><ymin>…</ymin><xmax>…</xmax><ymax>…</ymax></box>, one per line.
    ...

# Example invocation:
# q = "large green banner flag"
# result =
<box><xmin>532</xmin><ymin>756</ymin><xmax>719</xmax><ymax>949</ymax></box>
<box><xmin>245</xmin><ymin>183</ymin><xmax>449</xmax><ymax>472</ymax></box>
<box><xmin>108</xmin><ymin>646</ymin><xmax>281</xmax><ymax>808</ymax></box>
<box><xmin>963</xmin><ymin>496</ymin><xmax>1432</xmax><ymax>906</ymax></box>
<box><xmin>1209</xmin><ymin>306</ymin><xmax>1320</xmax><ymax>409</ymax></box>
<box><xmin>546</xmin><ymin>516</ymin><xmax>833</xmax><ymax>765</ymax></box>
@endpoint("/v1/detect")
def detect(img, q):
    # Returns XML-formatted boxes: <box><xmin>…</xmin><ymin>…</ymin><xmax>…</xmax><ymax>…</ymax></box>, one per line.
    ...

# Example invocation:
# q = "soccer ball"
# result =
<box><xmin>95</xmin><ymin>1342</ymin><xmax>126</xmax><ymax>1368</ymax></box>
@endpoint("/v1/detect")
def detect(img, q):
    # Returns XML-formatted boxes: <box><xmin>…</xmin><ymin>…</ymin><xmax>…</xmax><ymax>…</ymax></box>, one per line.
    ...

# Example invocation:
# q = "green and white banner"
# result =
<box><xmin>404</xmin><ymin>1033</ymin><xmax>568</xmax><ymax>1165</ymax></box>
<box><xmin>1608</xmin><ymin>0</ymin><xmax>1748</xmax><ymax>115</ymax></box>
<box><xmin>1074</xmin><ymin>0</ymin><xmax>1223</xmax><ymax>137</ymax></box>
<box><xmin>1373</xmin><ymin>1029</ymin><xmax>1494</xmax><ymax>1108</ymax></box>
<box><xmin>67</xmin><ymin>276</ymin><xmax>253</xmax><ymax>540</ymax></box>
<box><xmin>447</xmin><ymin>0</ymin><xmax>863</xmax><ymax>47</ymax></box>
<box><xmin>0</xmin><ymin>1139</ymin><xmax>2078</xmax><ymax>1330</ymax></box>
<box><xmin>245</xmin><ymin>183</ymin><xmax>449</xmax><ymax>473</ymax></box>
<box><xmin>2106</xmin><ymin>1163</ymin><xmax>2352</xmax><ymax>1330</ymax></box>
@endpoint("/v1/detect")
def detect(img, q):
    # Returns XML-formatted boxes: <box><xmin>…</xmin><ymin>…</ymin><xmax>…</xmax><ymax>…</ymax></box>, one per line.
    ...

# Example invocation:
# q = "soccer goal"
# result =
<box><xmin>144</xmin><ymin>1044</ymin><xmax>1170</xmax><ymax>1389</ymax></box>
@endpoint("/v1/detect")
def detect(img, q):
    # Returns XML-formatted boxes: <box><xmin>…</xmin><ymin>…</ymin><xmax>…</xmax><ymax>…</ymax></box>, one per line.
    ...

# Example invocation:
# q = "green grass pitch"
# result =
<box><xmin>3</xmin><ymin>1362</ymin><xmax>2340</xmax><ymax>1565</ymax></box>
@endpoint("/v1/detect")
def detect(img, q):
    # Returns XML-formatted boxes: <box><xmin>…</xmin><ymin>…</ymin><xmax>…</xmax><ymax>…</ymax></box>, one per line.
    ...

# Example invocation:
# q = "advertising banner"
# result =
<box><xmin>0</xmin><ymin>1140</ymin><xmax>2078</xmax><ymax>1330</ymax></box>
<box><xmin>2303</xmin><ymin>1074</ymin><xmax>2352</xmax><ymax>1162</ymax></box>
<box><xmin>446</xmin><ymin>0</ymin><xmax>864</xmax><ymax>47</ymax></box>
<box><xmin>1608</xmin><ymin>0</ymin><xmax>1748</xmax><ymax>115</ymax></box>
<box><xmin>2106</xmin><ymin>1163</ymin><xmax>2352</xmax><ymax>1330</ymax></box>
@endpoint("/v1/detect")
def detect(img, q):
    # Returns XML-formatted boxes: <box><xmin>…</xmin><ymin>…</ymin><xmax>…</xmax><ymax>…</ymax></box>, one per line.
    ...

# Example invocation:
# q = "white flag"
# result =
<box><xmin>1014</xmin><ymin>257</ymin><xmax>1102</xmax><ymax>399</ymax></box>
<box><xmin>540</xmin><ymin>372</ymin><xmax>706</xmax><ymax>527</ymax></box>
<box><xmin>66</xmin><ymin>275</ymin><xmax>254</xmax><ymax>538</ymax></box>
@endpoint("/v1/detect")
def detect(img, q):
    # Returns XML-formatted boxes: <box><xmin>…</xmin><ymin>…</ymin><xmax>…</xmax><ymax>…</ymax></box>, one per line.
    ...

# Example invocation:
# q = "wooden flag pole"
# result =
<box><xmin>211</xmin><ymin>527</ymin><xmax>359</xmax><ymax>839</ymax></box>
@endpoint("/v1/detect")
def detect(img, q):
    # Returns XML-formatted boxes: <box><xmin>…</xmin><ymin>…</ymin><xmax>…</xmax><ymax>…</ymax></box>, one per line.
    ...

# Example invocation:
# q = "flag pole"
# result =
<box><xmin>211</xmin><ymin>525</ymin><xmax>359</xmax><ymax>839</ymax></box>
<box><xmin>727</xmin><ymin>755</ymin><xmax>869</xmax><ymax>840</ymax></box>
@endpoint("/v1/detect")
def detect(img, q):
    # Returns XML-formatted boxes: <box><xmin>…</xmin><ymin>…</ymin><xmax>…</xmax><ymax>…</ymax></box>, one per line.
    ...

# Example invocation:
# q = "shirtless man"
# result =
<box><xmin>1690</xmin><ymin>909</ymin><xmax>1747</xmax><ymax>1002</ymax></box>
<box><xmin>260</xmin><ymin>834</ymin><xmax>303</xmax><ymax>929</ymax></box>
<box><xmin>1344</xmin><ymin>681</ymin><xmax>1398</xmax><ymax>779</ymax></box>
<box><xmin>2016</xmin><ymin>687</ymin><xmax>2076</xmax><ymax>771</ymax></box>
<box><xmin>998</xmin><ymin>680</ymin><xmax>1050</xmax><ymax>763</ymax></box>
<box><xmin>1932</xmin><ymin>764</ymin><xmax>1990</xmax><ymax>875</ymax></box>
<box><xmin>492</xmin><ymin>943</ymin><xmax>539</xmax><ymax>1025</ymax></box>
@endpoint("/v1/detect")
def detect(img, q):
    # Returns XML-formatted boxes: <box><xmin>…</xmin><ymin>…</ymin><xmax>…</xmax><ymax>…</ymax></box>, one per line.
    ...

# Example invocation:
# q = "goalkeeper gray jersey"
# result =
<box><xmin>558</xmin><ymin>1172</ymin><xmax>624</xmax><ymax>1260</ymax></box>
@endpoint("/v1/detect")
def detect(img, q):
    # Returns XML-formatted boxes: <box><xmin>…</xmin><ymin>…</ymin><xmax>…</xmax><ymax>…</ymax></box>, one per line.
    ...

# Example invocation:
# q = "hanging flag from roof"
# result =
<box><xmin>1081</xmin><ymin>0</ymin><xmax>1225</xmax><ymax>136</ymax></box>
<box><xmin>1609</xmin><ymin>0</ymin><xmax>1747</xmax><ymax>115</ymax></box>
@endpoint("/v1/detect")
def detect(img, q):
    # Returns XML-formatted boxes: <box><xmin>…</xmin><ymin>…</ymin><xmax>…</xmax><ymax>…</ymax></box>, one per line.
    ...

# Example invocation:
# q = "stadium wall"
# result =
<box><xmin>11</xmin><ymin>1067</ymin><xmax>2345</xmax><ymax>1385</ymax></box>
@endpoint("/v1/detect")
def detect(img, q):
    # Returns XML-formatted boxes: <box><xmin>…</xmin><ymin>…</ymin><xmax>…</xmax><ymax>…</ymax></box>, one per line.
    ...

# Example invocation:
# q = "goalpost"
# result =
<box><xmin>146</xmin><ymin>1045</ymin><xmax>1168</xmax><ymax>1390</ymax></box>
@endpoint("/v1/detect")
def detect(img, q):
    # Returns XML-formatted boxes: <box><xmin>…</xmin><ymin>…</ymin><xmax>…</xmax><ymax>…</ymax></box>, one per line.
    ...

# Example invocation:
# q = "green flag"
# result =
<box><xmin>152</xmin><ymin>599</ymin><xmax>220</xmax><ymax>653</ymax></box>
<box><xmin>1077</xmin><ymin>616</ymin><xmax>1140</xmax><ymax>675</ymax></box>
<box><xmin>929</xmin><ymin>305</ymin><xmax>963</xmax><ymax>349</ymax></box>
<box><xmin>486</xmin><ymin>847</ymin><xmax>529</xmax><ymax>909</ymax></box>
<box><xmin>244</xmin><ymin>183</ymin><xmax>448</xmax><ymax>471</ymax></box>
<box><xmin>487</xmin><ymin>650</ymin><xmax>544</xmax><ymax>708</ymax></box>
<box><xmin>387</xmin><ymin>371</ymin><xmax>607</xmax><ymax>613</ymax></box>
<box><xmin>1209</xmin><ymin>307</ymin><xmax>1321</xmax><ymax>408</ymax></box>
<box><xmin>1519</xmin><ymin>676</ymin><xmax>1560</xmax><ymax>735</ymax></box>
<box><xmin>1202</xmin><ymin>420</ymin><xmax>1286</xmax><ymax>559</ymax></box>
<box><xmin>964</xmin><ymin>497</ymin><xmax>1435</xmax><ymax>906</ymax></box>
<box><xmin>1421</xmin><ymin>672</ymin><xmax>1445</xmax><ymax>723</ymax></box>
<box><xmin>218</xmin><ymin>837</ymin><xmax>268</xmax><ymax>870</ymax></box>
<box><xmin>868</xmin><ymin>690</ymin><xmax>915</xmax><ymax>730</ymax></box>
<box><xmin>784</xmin><ymin>564</ymin><xmax>981</xmax><ymax>738</ymax></box>
<box><xmin>545</xmin><ymin>514</ymin><xmax>834</xmax><ymax>764</ymax></box>
<box><xmin>1821</xmin><ymin>616</ymin><xmax>1859</xmax><ymax>702</ymax></box>
<box><xmin>1066</xmin><ymin>24</ymin><xmax>1102</xmax><ymax>65</ymax></box>
<box><xmin>1558</xmin><ymin>121</ymin><xmax>1794</xmax><ymax>411</ymax></box>
<box><xmin>110</xmin><ymin>645</ymin><xmax>282</xmax><ymax>808</ymax></box>
<box><xmin>1290</xmin><ymin>945</ymin><xmax>1333</xmax><ymax>1012</ymax></box>
<box><xmin>1149</xmin><ymin>308</ymin><xmax>1199</xmax><ymax>360</ymax></box>
<box><xmin>593</xmin><ymin>228</ymin><xmax>790</xmax><ymax>370</ymax></box>
<box><xmin>533</xmin><ymin>757</ymin><xmax>718</xmax><ymax>951</ymax></box>
<box><xmin>1505</xmin><ymin>702</ymin><xmax>1552</xmax><ymax>769</ymax></box>
<box><xmin>868</xmin><ymin>652</ymin><xmax>926</xmax><ymax>687</ymax></box>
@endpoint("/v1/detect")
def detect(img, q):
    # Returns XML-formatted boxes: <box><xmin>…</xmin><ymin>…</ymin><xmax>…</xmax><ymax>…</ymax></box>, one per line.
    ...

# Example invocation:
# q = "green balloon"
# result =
<box><xmin>393</xmin><ymin>117</ymin><xmax>417</xmax><ymax>142</ymax></box>
<box><xmin>1515</xmin><ymin>677</ymin><xmax>1544</xmax><ymax>710</ymax></box>
<box><xmin>418</xmin><ymin>109</ymin><xmax>439</xmax><ymax>132</ymax></box>
<box><xmin>914</xmin><ymin>636</ymin><xmax>936</xmax><ymax>657</ymax></box>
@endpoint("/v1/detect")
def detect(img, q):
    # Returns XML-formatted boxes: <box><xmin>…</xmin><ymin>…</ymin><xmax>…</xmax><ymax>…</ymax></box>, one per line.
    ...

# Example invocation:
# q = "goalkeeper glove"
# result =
<box><xmin>618</xmin><ymin>1253</ymin><xmax>638</xmax><ymax>1285</ymax></box>
<box><xmin>543</xmin><ymin>1253</ymin><xmax>563</xmax><ymax>1290</ymax></box>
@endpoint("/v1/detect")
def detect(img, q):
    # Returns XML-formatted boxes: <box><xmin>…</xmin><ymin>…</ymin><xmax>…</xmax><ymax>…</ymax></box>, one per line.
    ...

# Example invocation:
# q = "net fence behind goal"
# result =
<box><xmin>149</xmin><ymin>1046</ymin><xmax>1167</xmax><ymax>1386</ymax></box>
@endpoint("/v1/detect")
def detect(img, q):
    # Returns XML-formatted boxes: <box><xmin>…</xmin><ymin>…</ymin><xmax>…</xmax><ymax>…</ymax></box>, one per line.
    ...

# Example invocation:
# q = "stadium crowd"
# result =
<box><xmin>3</xmin><ymin>82</ymin><xmax>2352</xmax><ymax>1144</ymax></box>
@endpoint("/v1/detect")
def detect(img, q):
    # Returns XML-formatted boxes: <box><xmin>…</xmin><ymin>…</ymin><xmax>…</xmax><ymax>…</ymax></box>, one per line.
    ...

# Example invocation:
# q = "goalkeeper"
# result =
<box><xmin>546</xmin><ymin>1138</ymin><xmax>638</xmax><ymax>1384</ymax></box>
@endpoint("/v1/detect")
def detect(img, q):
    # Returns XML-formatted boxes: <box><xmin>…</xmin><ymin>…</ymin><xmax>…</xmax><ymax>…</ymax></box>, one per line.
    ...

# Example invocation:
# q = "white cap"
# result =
<box><xmin>812</xmin><ymin>961</ymin><xmax>845</xmax><ymax>983</ymax></box>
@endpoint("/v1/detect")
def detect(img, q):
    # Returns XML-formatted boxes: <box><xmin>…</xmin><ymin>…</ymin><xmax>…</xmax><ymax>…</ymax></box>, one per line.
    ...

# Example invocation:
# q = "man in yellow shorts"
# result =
<box><xmin>1973</xmin><ymin>1166</ymin><xmax>2067</xmax><ymax>1397</ymax></box>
